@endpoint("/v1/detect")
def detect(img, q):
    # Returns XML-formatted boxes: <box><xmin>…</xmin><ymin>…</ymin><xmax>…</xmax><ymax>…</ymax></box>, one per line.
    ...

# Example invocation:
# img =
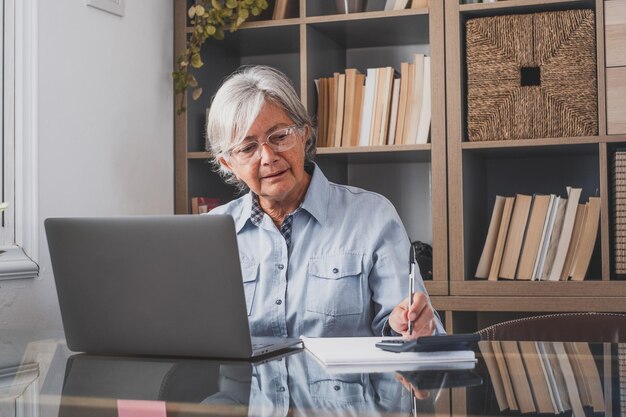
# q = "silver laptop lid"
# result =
<box><xmin>45</xmin><ymin>215</ymin><xmax>255</xmax><ymax>358</ymax></box>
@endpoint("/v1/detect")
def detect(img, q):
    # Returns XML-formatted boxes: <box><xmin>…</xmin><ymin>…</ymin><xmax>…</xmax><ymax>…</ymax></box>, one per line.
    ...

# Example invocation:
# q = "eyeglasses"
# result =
<box><xmin>226</xmin><ymin>125</ymin><xmax>304</xmax><ymax>165</ymax></box>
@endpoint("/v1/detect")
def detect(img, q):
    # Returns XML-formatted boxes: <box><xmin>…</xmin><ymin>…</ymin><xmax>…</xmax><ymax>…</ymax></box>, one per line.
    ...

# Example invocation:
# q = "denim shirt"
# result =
<box><xmin>210</xmin><ymin>164</ymin><xmax>443</xmax><ymax>337</ymax></box>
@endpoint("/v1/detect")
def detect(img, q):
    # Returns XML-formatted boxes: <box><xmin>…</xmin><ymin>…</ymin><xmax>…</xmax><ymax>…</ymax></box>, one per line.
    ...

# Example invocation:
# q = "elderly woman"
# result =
<box><xmin>207</xmin><ymin>65</ymin><xmax>443</xmax><ymax>338</ymax></box>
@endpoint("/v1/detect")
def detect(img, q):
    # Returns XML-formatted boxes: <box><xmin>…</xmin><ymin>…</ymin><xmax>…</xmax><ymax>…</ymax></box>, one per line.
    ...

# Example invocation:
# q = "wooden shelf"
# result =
<box><xmin>431</xmin><ymin>295</ymin><xmax>626</xmax><ymax>312</ymax></box>
<box><xmin>304</xmin><ymin>8</ymin><xmax>428</xmax><ymax>23</ymax></box>
<box><xmin>459</xmin><ymin>0</ymin><xmax>595</xmax><ymax>15</ymax></box>
<box><xmin>425</xmin><ymin>281</ymin><xmax>448</xmax><ymax>296</ymax></box>
<box><xmin>450</xmin><ymin>281</ymin><xmax>626</xmax><ymax>297</ymax></box>
<box><xmin>462</xmin><ymin>135</ymin><xmax>601</xmax><ymax>149</ymax></box>
<box><xmin>188</xmin><ymin>152</ymin><xmax>212</xmax><ymax>160</ymax></box>
<box><xmin>317</xmin><ymin>144</ymin><xmax>432</xmax><ymax>163</ymax></box>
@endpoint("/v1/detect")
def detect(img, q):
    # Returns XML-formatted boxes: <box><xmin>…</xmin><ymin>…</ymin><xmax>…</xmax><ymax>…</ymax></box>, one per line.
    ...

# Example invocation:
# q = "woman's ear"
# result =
<box><xmin>219</xmin><ymin>156</ymin><xmax>233</xmax><ymax>174</ymax></box>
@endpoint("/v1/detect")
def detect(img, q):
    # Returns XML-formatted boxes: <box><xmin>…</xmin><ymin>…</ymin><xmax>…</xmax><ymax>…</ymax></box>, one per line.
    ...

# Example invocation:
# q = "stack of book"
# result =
<box><xmin>479</xmin><ymin>341</ymin><xmax>605</xmax><ymax>417</ymax></box>
<box><xmin>475</xmin><ymin>188</ymin><xmax>600</xmax><ymax>281</ymax></box>
<box><xmin>480</xmin><ymin>341</ymin><xmax>604</xmax><ymax>415</ymax></box>
<box><xmin>315</xmin><ymin>53</ymin><xmax>431</xmax><ymax>148</ymax></box>
<box><xmin>612</xmin><ymin>150</ymin><xmax>626</xmax><ymax>274</ymax></box>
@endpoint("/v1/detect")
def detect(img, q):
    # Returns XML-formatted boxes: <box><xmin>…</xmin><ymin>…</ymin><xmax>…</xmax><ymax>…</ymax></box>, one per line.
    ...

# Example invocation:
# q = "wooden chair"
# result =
<box><xmin>477</xmin><ymin>312</ymin><xmax>626</xmax><ymax>343</ymax></box>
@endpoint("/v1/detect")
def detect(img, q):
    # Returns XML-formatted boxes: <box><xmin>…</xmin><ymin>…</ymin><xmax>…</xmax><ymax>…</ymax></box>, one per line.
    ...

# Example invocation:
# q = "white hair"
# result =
<box><xmin>205</xmin><ymin>65</ymin><xmax>316</xmax><ymax>190</ymax></box>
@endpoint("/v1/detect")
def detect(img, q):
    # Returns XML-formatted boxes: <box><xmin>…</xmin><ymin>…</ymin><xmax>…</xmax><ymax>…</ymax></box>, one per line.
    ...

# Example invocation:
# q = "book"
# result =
<box><xmin>570</xmin><ymin>197</ymin><xmax>601</xmax><ymax>280</ymax></box>
<box><xmin>492</xmin><ymin>341</ymin><xmax>519</xmax><ymax>411</ymax></box>
<box><xmin>341</xmin><ymin>68</ymin><xmax>360</xmax><ymax>147</ymax></box>
<box><xmin>191</xmin><ymin>197</ymin><xmax>220</xmax><ymax>214</ymax></box>
<box><xmin>394</xmin><ymin>62</ymin><xmax>411</xmax><ymax>145</ymax></box>
<box><xmin>563</xmin><ymin>342</ymin><xmax>605</xmax><ymax>412</ymax></box>
<box><xmin>519</xmin><ymin>342</ymin><xmax>559</xmax><ymax>414</ymax></box>
<box><xmin>358</xmin><ymin>68</ymin><xmax>377</xmax><ymax>147</ymax></box>
<box><xmin>301</xmin><ymin>336</ymin><xmax>476</xmax><ymax>368</ymax></box>
<box><xmin>410</xmin><ymin>0</ymin><xmax>429</xmax><ymax>8</ymax></box>
<box><xmin>386</xmin><ymin>77</ymin><xmax>401</xmax><ymax>145</ymax></box>
<box><xmin>500</xmin><ymin>341</ymin><xmax>536</xmax><ymax>413</ymax></box>
<box><xmin>327</xmin><ymin>75</ymin><xmax>337</xmax><ymax>147</ymax></box>
<box><xmin>488</xmin><ymin>196</ymin><xmax>515</xmax><ymax>281</ymax></box>
<box><xmin>478</xmin><ymin>342</ymin><xmax>509</xmax><ymax>411</ymax></box>
<box><xmin>272</xmin><ymin>0</ymin><xmax>288</xmax><ymax>20</ymax></box>
<box><xmin>553</xmin><ymin>342</ymin><xmax>585</xmax><ymax>417</ymax></box>
<box><xmin>543</xmin><ymin>342</ymin><xmax>572</xmax><ymax>411</ymax></box>
<box><xmin>415</xmin><ymin>55</ymin><xmax>431</xmax><ymax>144</ymax></box>
<box><xmin>540</xmin><ymin>198</ymin><xmax>567</xmax><ymax>280</ymax></box>
<box><xmin>315</xmin><ymin>77</ymin><xmax>327</xmax><ymax>147</ymax></box>
<box><xmin>334</xmin><ymin>73</ymin><xmax>346</xmax><ymax>147</ymax></box>
<box><xmin>384</xmin><ymin>0</ymin><xmax>396</xmax><ymax>10</ymax></box>
<box><xmin>499</xmin><ymin>194</ymin><xmax>532</xmax><ymax>279</ymax></box>
<box><xmin>516</xmin><ymin>195</ymin><xmax>551</xmax><ymax>280</ymax></box>
<box><xmin>404</xmin><ymin>54</ymin><xmax>425</xmax><ymax>144</ymax></box>
<box><xmin>376</xmin><ymin>67</ymin><xmax>395</xmax><ymax>146</ymax></box>
<box><xmin>536</xmin><ymin>342</ymin><xmax>565</xmax><ymax>413</ymax></box>
<box><xmin>350</xmin><ymin>73</ymin><xmax>366</xmax><ymax>147</ymax></box>
<box><xmin>547</xmin><ymin>187</ymin><xmax>582</xmax><ymax>281</ymax></box>
<box><xmin>560</xmin><ymin>204</ymin><xmax>587</xmax><ymax>280</ymax></box>
<box><xmin>475</xmin><ymin>195</ymin><xmax>506</xmax><ymax>279</ymax></box>
<box><xmin>533</xmin><ymin>195</ymin><xmax>560</xmax><ymax>280</ymax></box>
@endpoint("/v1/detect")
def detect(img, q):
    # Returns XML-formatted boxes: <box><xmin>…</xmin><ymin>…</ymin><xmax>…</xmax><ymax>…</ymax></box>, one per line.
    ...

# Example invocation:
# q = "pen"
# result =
<box><xmin>408</xmin><ymin>244</ymin><xmax>416</xmax><ymax>336</ymax></box>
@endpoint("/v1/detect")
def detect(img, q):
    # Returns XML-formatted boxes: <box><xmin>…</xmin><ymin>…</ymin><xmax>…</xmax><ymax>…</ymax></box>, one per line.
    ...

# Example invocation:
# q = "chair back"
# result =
<box><xmin>478</xmin><ymin>312</ymin><xmax>626</xmax><ymax>343</ymax></box>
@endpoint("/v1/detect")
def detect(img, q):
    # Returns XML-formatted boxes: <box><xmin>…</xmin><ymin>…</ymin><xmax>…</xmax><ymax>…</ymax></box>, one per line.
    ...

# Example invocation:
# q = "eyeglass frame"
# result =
<box><xmin>224</xmin><ymin>124</ymin><xmax>306</xmax><ymax>165</ymax></box>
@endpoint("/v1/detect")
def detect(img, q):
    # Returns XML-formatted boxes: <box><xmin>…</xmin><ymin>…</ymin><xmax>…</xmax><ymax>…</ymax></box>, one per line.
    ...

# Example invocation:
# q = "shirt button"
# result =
<box><xmin>275</xmin><ymin>299</ymin><xmax>282</xmax><ymax>305</ymax></box>
<box><xmin>332</xmin><ymin>268</ymin><xmax>339</xmax><ymax>274</ymax></box>
<box><xmin>334</xmin><ymin>385</ymin><xmax>341</xmax><ymax>391</ymax></box>
<box><xmin>277</xmin><ymin>264</ymin><xmax>284</xmax><ymax>270</ymax></box>
<box><xmin>278</xmin><ymin>386</ymin><xmax>285</xmax><ymax>392</ymax></box>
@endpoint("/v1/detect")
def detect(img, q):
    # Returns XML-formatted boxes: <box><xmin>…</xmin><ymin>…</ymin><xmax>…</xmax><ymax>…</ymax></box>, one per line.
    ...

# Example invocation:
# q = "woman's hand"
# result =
<box><xmin>388</xmin><ymin>292</ymin><xmax>436</xmax><ymax>339</ymax></box>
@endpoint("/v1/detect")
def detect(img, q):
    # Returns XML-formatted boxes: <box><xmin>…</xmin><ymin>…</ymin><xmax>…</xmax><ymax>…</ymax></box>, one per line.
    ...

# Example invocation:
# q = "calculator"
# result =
<box><xmin>375</xmin><ymin>333</ymin><xmax>481</xmax><ymax>353</ymax></box>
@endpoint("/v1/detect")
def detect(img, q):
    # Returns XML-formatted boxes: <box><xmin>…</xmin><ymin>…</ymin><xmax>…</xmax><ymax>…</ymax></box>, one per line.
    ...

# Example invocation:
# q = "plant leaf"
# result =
<box><xmin>191</xmin><ymin>53</ymin><xmax>203</xmax><ymax>68</ymax></box>
<box><xmin>226</xmin><ymin>0</ymin><xmax>237</xmax><ymax>8</ymax></box>
<box><xmin>192</xmin><ymin>87</ymin><xmax>203</xmax><ymax>101</ymax></box>
<box><xmin>187</xmin><ymin>5</ymin><xmax>196</xmax><ymax>19</ymax></box>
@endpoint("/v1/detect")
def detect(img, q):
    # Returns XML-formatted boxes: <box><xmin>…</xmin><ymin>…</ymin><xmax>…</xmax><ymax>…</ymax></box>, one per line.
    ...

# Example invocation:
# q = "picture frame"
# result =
<box><xmin>86</xmin><ymin>0</ymin><xmax>125</xmax><ymax>17</ymax></box>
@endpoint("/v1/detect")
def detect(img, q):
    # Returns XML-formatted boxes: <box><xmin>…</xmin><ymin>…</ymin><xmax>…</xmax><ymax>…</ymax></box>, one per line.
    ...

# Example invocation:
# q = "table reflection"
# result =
<box><xmin>56</xmin><ymin>348</ymin><xmax>481</xmax><ymax>417</ymax></box>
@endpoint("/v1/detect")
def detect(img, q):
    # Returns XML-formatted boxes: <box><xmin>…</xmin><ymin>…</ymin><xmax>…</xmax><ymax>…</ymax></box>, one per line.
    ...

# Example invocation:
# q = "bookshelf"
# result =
<box><xmin>173</xmin><ymin>0</ymin><xmax>448</xmax><ymax>296</ymax></box>
<box><xmin>174</xmin><ymin>0</ymin><xmax>625</xmax><ymax>332</ymax></box>
<box><xmin>443</xmin><ymin>0</ymin><xmax>626</xmax><ymax>334</ymax></box>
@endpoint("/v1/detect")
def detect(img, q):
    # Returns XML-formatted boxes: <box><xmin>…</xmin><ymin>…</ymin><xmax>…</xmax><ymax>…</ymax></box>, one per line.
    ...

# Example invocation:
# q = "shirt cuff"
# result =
<box><xmin>382</xmin><ymin>319</ymin><xmax>401</xmax><ymax>337</ymax></box>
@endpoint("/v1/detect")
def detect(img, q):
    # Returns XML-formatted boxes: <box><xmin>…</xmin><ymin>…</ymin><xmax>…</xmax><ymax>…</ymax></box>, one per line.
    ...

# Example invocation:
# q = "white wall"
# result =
<box><xmin>0</xmin><ymin>0</ymin><xmax>174</xmax><ymax>329</ymax></box>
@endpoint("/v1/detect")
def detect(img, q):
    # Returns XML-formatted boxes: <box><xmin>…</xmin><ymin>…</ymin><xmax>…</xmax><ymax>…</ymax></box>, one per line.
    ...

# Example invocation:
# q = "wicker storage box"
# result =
<box><xmin>466</xmin><ymin>9</ymin><xmax>598</xmax><ymax>141</ymax></box>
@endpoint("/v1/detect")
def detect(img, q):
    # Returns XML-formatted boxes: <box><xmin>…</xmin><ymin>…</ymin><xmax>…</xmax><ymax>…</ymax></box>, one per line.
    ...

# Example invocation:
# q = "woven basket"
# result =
<box><xmin>465</xmin><ymin>9</ymin><xmax>598</xmax><ymax>141</ymax></box>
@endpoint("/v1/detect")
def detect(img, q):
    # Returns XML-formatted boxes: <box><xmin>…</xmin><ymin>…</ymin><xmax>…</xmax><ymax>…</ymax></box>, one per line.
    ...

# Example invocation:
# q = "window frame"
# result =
<box><xmin>0</xmin><ymin>0</ymin><xmax>38</xmax><ymax>281</ymax></box>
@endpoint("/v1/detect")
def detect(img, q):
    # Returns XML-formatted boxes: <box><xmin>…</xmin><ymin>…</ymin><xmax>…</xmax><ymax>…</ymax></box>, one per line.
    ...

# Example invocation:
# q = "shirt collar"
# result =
<box><xmin>300</xmin><ymin>162</ymin><xmax>329</xmax><ymax>226</ymax></box>
<box><xmin>235</xmin><ymin>162</ymin><xmax>330</xmax><ymax>233</ymax></box>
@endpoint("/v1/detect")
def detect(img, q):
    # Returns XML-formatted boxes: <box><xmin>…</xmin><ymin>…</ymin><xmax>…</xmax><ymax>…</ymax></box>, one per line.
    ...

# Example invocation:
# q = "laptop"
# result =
<box><xmin>45</xmin><ymin>215</ymin><xmax>302</xmax><ymax>359</ymax></box>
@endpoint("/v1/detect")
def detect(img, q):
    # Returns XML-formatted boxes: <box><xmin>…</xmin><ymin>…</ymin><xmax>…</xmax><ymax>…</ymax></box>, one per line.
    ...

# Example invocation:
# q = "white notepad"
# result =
<box><xmin>302</xmin><ymin>336</ymin><xmax>476</xmax><ymax>373</ymax></box>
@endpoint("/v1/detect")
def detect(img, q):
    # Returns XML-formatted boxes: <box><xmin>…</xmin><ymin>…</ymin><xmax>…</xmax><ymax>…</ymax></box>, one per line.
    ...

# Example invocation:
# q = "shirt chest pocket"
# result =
<box><xmin>309</xmin><ymin>378</ymin><xmax>366</xmax><ymax>407</ymax></box>
<box><xmin>241</xmin><ymin>261</ymin><xmax>259</xmax><ymax>316</ymax></box>
<box><xmin>306</xmin><ymin>253</ymin><xmax>364</xmax><ymax>316</ymax></box>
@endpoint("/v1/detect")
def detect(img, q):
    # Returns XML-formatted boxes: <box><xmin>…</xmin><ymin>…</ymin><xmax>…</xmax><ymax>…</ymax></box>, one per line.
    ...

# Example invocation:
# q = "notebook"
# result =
<box><xmin>45</xmin><ymin>215</ymin><xmax>302</xmax><ymax>359</ymax></box>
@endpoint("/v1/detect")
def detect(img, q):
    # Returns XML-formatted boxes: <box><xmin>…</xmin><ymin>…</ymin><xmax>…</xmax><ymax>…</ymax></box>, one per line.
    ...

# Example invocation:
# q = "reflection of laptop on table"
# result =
<box><xmin>45</xmin><ymin>215</ymin><xmax>301</xmax><ymax>358</ymax></box>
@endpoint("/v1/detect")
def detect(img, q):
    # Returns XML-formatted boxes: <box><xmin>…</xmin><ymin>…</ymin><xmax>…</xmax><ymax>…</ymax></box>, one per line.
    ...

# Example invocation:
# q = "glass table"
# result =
<box><xmin>1</xmin><ymin>330</ymin><xmax>622</xmax><ymax>417</ymax></box>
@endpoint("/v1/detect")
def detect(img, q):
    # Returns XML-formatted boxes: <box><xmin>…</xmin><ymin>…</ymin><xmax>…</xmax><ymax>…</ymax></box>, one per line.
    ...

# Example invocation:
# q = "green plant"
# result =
<box><xmin>173</xmin><ymin>0</ymin><xmax>270</xmax><ymax>115</ymax></box>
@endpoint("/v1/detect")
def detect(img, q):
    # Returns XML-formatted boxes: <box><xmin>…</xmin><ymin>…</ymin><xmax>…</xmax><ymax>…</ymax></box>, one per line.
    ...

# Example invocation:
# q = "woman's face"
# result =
<box><xmin>219</xmin><ymin>101</ymin><xmax>308</xmax><ymax>205</ymax></box>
